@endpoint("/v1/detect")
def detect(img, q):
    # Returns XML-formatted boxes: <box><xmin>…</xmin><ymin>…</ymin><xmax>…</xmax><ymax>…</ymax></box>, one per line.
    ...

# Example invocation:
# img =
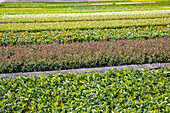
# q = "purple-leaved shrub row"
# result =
<box><xmin>0</xmin><ymin>36</ymin><xmax>169</xmax><ymax>73</ymax></box>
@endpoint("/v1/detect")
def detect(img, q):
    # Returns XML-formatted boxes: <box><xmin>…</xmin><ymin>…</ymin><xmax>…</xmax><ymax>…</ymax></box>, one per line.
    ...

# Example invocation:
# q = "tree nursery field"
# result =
<box><xmin>0</xmin><ymin>0</ymin><xmax>170</xmax><ymax>112</ymax></box>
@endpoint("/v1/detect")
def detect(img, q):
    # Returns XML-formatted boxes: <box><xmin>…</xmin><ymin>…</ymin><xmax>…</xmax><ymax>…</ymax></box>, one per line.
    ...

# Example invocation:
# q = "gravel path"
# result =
<box><xmin>0</xmin><ymin>63</ymin><xmax>169</xmax><ymax>78</ymax></box>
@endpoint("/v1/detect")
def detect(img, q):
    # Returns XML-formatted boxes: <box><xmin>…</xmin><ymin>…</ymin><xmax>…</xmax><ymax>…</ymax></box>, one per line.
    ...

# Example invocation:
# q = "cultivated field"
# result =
<box><xmin>0</xmin><ymin>0</ymin><xmax>170</xmax><ymax>112</ymax></box>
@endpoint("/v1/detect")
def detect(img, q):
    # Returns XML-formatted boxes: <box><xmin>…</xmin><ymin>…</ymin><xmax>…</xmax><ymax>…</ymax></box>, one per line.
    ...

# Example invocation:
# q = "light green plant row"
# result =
<box><xmin>0</xmin><ymin>7</ymin><xmax>169</xmax><ymax>15</ymax></box>
<box><xmin>0</xmin><ymin>68</ymin><xmax>169</xmax><ymax>112</ymax></box>
<box><xmin>0</xmin><ymin>18</ymin><xmax>169</xmax><ymax>31</ymax></box>
<box><xmin>0</xmin><ymin>10</ymin><xmax>170</xmax><ymax>20</ymax></box>
<box><xmin>0</xmin><ymin>13</ymin><xmax>169</xmax><ymax>23</ymax></box>
<box><xmin>0</xmin><ymin>8</ymin><xmax>73</xmax><ymax>15</ymax></box>
<box><xmin>1</xmin><ymin>9</ymin><xmax>169</xmax><ymax>19</ymax></box>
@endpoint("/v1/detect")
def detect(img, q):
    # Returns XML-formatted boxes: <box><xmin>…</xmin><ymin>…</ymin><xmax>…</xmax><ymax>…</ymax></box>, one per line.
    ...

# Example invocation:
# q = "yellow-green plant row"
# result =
<box><xmin>0</xmin><ymin>25</ymin><xmax>169</xmax><ymax>45</ymax></box>
<box><xmin>0</xmin><ymin>68</ymin><xmax>169</xmax><ymax>112</ymax></box>
<box><xmin>0</xmin><ymin>8</ymin><xmax>73</xmax><ymax>15</ymax></box>
<box><xmin>0</xmin><ymin>7</ymin><xmax>169</xmax><ymax>15</ymax></box>
<box><xmin>0</xmin><ymin>13</ymin><xmax>169</xmax><ymax>23</ymax></box>
<box><xmin>0</xmin><ymin>18</ymin><xmax>169</xmax><ymax>31</ymax></box>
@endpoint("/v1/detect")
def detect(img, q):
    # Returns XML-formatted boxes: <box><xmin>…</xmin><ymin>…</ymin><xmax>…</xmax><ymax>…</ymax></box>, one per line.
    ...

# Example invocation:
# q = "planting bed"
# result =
<box><xmin>0</xmin><ymin>68</ymin><xmax>170</xmax><ymax>112</ymax></box>
<box><xmin>1</xmin><ymin>18</ymin><xmax>169</xmax><ymax>31</ymax></box>
<box><xmin>0</xmin><ymin>0</ymin><xmax>170</xmax><ymax>112</ymax></box>
<box><xmin>0</xmin><ymin>36</ymin><xmax>170</xmax><ymax>73</ymax></box>
<box><xmin>0</xmin><ymin>25</ymin><xmax>169</xmax><ymax>45</ymax></box>
<box><xmin>1</xmin><ymin>12</ymin><xmax>169</xmax><ymax>23</ymax></box>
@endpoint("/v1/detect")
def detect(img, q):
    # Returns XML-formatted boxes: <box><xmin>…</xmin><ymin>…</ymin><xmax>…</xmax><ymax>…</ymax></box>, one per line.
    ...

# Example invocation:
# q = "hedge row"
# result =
<box><xmin>0</xmin><ymin>36</ymin><xmax>169</xmax><ymax>73</ymax></box>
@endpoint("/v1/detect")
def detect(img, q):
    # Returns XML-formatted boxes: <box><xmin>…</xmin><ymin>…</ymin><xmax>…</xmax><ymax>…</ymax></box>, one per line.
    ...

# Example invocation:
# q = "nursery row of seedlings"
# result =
<box><xmin>1</xmin><ymin>2</ymin><xmax>169</xmax><ymax>8</ymax></box>
<box><xmin>0</xmin><ymin>1</ymin><xmax>169</xmax><ymax>112</ymax></box>
<box><xmin>2</xmin><ymin>0</ymin><xmax>169</xmax><ymax>6</ymax></box>
<box><xmin>0</xmin><ymin>2</ymin><xmax>169</xmax><ymax>73</ymax></box>
<box><xmin>0</xmin><ymin>18</ymin><xmax>169</xmax><ymax>31</ymax></box>
<box><xmin>0</xmin><ymin>25</ymin><xmax>169</xmax><ymax>45</ymax></box>
<box><xmin>1</xmin><ymin>7</ymin><xmax>169</xmax><ymax>15</ymax></box>
<box><xmin>1</xmin><ymin>13</ymin><xmax>169</xmax><ymax>23</ymax></box>
<box><xmin>0</xmin><ymin>2</ymin><xmax>169</xmax><ymax>15</ymax></box>
<box><xmin>1</xmin><ymin>10</ymin><xmax>169</xmax><ymax>19</ymax></box>
<box><xmin>0</xmin><ymin>68</ymin><xmax>169</xmax><ymax>112</ymax></box>
<box><xmin>0</xmin><ymin>36</ymin><xmax>169</xmax><ymax>73</ymax></box>
<box><xmin>0</xmin><ymin>7</ymin><xmax>169</xmax><ymax>15</ymax></box>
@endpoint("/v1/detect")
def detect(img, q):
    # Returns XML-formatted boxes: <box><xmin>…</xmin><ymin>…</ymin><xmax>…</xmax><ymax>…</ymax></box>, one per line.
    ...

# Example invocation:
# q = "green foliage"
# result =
<box><xmin>0</xmin><ymin>7</ymin><xmax>168</xmax><ymax>15</ymax></box>
<box><xmin>0</xmin><ymin>17</ymin><xmax>169</xmax><ymax>33</ymax></box>
<box><xmin>1</xmin><ymin>13</ymin><xmax>169</xmax><ymax>23</ymax></box>
<box><xmin>0</xmin><ymin>2</ymin><xmax>169</xmax><ymax>10</ymax></box>
<box><xmin>0</xmin><ymin>68</ymin><xmax>169</xmax><ymax>112</ymax></box>
<box><xmin>0</xmin><ymin>2</ymin><xmax>169</xmax><ymax>111</ymax></box>
<box><xmin>0</xmin><ymin>37</ymin><xmax>169</xmax><ymax>73</ymax></box>
<box><xmin>0</xmin><ymin>25</ymin><xmax>169</xmax><ymax>46</ymax></box>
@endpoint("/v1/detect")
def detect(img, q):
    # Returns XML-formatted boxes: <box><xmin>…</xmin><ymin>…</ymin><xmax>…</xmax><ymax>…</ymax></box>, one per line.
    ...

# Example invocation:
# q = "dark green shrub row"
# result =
<box><xmin>0</xmin><ymin>36</ymin><xmax>169</xmax><ymax>73</ymax></box>
<box><xmin>0</xmin><ymin>67</ymin><xmax>169</xmax><ymax>112</ymax></box>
